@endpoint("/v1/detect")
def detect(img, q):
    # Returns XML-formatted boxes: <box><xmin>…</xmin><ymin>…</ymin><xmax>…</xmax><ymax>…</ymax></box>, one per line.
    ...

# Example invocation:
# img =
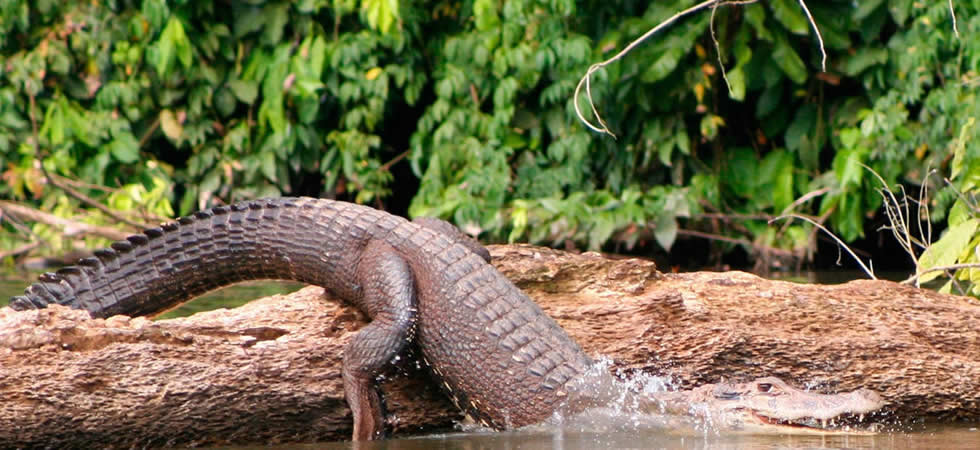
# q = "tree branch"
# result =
<box><xmin>0</xmin><ymin>201</ymin><xmax>133</xmax><ymax>241</ymax></box>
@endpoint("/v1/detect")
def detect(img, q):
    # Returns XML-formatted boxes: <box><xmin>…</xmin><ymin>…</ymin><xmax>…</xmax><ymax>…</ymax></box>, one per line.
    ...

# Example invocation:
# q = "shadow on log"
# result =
<box><xmin>1</xmin><ymin>245</ymin><xmax>978</xmax><ymax>447</ymax></box>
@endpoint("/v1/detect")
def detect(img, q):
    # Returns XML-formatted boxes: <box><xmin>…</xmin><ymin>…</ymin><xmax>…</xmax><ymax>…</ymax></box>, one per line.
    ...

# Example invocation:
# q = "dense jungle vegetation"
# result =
<box><xmin>0</xmin><ymin>0</ymin><xmax>978</xmax><ymax>294</ymax></box>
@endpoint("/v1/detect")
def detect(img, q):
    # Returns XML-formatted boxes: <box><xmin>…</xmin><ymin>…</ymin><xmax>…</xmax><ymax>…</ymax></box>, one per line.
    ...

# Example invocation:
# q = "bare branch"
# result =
<box><xmin>574</xmin><ymin>0</ymin><xmax>836</xmax><ymax>136</ymax></box>
<box><xmin>705</xmin><ymin>0</ymin><xmax>762</xmax><ymax>97</ymax></box>
<box><xmin>138</xmin><ymin>115</ymin><xmax>161</xmax><ymax>149</ymax></box>
<box><xmin>903</xmin><ymin>262</ymin><xmax>980</xmax><ymax>285</ymax></box>
<box><xmin>944</xmin><ymin>176</ymin><xmax>980</xmax><ymax>214</ymax></box>
<box><xmin>47</xmin><ymin>173</ymin><xmax>116</xmax><ymax>193</ymax></box>
<box><xmin>0</xmin><ymin>241</ymin><xmax>41</xmax><ymax>261</ymax></box>
<box><xmin>796</xmin><ymin>0</ymin><xmax>826</xmax><ymax>72</ymax></box>
<box><xmin>0</xmin><ymin>201</ymin><xmax>133</xmax><ymax>241</ymax></box>
<box><xmin>770</xmin><ymin>213</ymin><xmax>876</xmax><ymax>280</ymax></box>
<box><xmin>860</xmin><ymin>163</ymin><xmax>921</xmax><ymax>271</ymax></box>
<box><xmin>775</xmin><ymin>187</ymin><xmax>830</xmax><ymax>236</ymax></box>
<box><xmin>36</xmin><ymin>162</ymin><xmax>148</xmax><ymax>230</ymax></box>
<box><xmin>709</xmin><ymin>1</ymin><xmax>733</xmax><ymax>96</ymax></box>
<box><xmin>949</xmin><ymin>0</ymin><xmax>959</xmax><ymax>38</ymax></box>
<box><xmin>574</xmin><ymin>0</ymin><xmax>749</xmax><ymax>137</ymax></box>
<box><xmin>917</xmin><ymin>169</ymin><xmax>937</xmax><ymax>248</ymax></box>
<box><xmin>379</xmin><ymin>149</ymin><xmax>412</xmax><ymax>173</ymax></box>
<box><xmin>0</xmin><ymin>207</ymin><xmax>37</xmax><ymax>240</ymax></box>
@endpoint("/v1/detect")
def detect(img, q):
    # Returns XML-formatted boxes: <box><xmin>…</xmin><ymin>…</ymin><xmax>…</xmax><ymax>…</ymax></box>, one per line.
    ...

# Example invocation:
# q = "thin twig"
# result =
<box><xmin>903</xmin><ymin>262</ymin><xmax>980</xmax><ymax>285</ymax></box>
<box><xmin>795</xmin><ymin>0</ymin><xmax>826</xmax><ymax>72</ymax></box>
<box><xmin>917</xmin><ymin>169</ymin><xmax>936</xmax><ymax>248</ymax></box>
<box><xmin>776</xmin><ymin>187</ymin><xmax>830</xmax><ymax>234</ymax></box>
<box><xmin>0</xmin><ymin>207</ymin><xmax>39</xmax><ymax>240</ymax></box>
<box><xmin>574</xmin><ymin>0</ymin><xmax>753</xmax><ymax>137</ymax></box>
<box><xmin>138</xmin><ymin>116</ymin><xmax>161</xmax><ymax>148</ymax></box>
<box><xmin>0</xmin><ymin>241</ymin><xmax>41</xmax><ymax>260</ymax></box>
<box><xmin>574</xmin><ymin>0</ymin><xmax>834</xmax><ymax>136</ymax></box>
<box><xmin>48</xmin><ymin>173</ymin><xmax>116</xmax><ymax>193</ymax></box>
<box><xmin>0</xmin><ymin>201</ymin><xmax>132</xmax><ymax>241</ymax></box>
<box><xmin>770</xmin><ymin>213</ymin><xmax>876</xmax><ymax>279</ymax></box>
<box><xmin>27</xmin><ymin>90</ymin><xmax>147</xmax><ymax>231</ymax></box>
<box><xmin>709</xmin><ymin>1</ymin><xmax>734</xmax><ymax>96</ymax></box>
<box><xmin>379</xmin><ymin>149</ymin><xmax>412</xmax><ymax>172</ymax></box>
<box><xmin>944</xmin><ymin>177</ymin><xmax>980</xmax><ymax>214</ymax></box>
<box><xmin>50</xmin><ymin>172</ymin><xmax>169</xmax><ymax>224</ymax></box>
<box><xmin>861</xmin><ymin>163</ymin><xmax>919</xmax><ymax>267</ymax></box>
<box><xmin>781</xmin><ymin>187</ymin><xmax>830</xmax><ymax>214</ymax></box>
<box><xmin>948</xmin><ymin>0</ymin><xmax>959</xmax><ymax>38</ymax></box>
<box><xmin>38</xmin><ymin>162</ymin><xmax>146</xmax><ymax>230</ymax></box>
<box><xmin>948</xmin><ymin>270</ymin><xmax>966</xmax><ymax>295</ymax></box>
<box><xmin>876</xmin><ymin>184</ymin><xmax>917</xmax><ymax>260</ymax></box>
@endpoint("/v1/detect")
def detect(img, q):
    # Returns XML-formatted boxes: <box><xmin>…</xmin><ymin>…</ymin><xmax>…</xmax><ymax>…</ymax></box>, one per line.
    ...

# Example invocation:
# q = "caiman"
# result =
<box><xmin>8</xmin><ymin>197</ymin><xmax>884</xmax><ymax>439</ymax></box>
<box><xmin>641</xmin><ymin>377</ymin><xmax>884</xmax><ymax>434</ymax></box>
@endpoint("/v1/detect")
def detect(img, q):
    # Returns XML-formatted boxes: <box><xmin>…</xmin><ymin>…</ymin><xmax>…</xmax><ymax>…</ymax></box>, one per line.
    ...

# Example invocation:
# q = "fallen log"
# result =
<box><xmin>1</xmin><ymin>245</ymin><xmax>977</xmax><ymax>447</ymax></box>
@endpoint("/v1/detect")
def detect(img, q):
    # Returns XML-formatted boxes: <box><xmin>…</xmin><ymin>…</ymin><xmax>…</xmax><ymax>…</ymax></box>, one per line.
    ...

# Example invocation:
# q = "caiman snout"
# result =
<box><xmin>652</xmin><ymin>376</ymin><xmax>886</xmax><ymax>434</ymax></box>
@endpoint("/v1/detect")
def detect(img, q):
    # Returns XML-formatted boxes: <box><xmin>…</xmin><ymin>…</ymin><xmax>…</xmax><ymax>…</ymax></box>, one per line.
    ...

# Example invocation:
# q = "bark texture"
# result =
<box><xmin>2</xmin><ymin>245</ymin><xmax>978</xmax><ymax>447</ymax></box>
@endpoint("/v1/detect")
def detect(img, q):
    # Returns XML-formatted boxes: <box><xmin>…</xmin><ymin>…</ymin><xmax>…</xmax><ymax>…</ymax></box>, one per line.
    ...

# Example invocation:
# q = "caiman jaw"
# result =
<box><xmin>745</xmin><ymin>410</ymin><xmax>877</xmax><ymax>433</ymax></box>
<box><xmin>712</xmin><ymin>377</ymin><xmax>885</xmax><ymax>434</ymax></box>
<box><xmin>647</xmin><ymin>376</ymin><xmax>886</xmax><ymax>434</ymax></box>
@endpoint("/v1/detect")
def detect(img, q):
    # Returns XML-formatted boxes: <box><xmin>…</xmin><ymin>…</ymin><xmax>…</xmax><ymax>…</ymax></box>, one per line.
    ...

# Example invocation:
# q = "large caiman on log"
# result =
<box><xmin>8</xmin><ymin>197</ymin><xmax>884</xmax><ymax>440</ymax></box>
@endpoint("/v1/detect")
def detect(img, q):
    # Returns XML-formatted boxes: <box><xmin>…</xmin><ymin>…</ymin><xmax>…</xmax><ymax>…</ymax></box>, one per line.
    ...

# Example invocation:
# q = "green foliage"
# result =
<box><xmin>0</xmin><ymin>0</ymin><xmax>977</xmax><ymax>274</ymax></box>
<box><xmin>919</xmin><ymin>218</ymin><xmax>977</xmax><ymax>284</ymax></box>
<box><xmin>923</xmin><ymin>118</ymin><xmax>980</xmax><ymax>295</ymax></box>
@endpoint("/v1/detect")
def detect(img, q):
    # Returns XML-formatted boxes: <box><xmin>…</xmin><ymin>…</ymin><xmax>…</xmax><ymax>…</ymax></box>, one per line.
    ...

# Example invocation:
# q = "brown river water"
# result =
<box><xmin>221</xmin><ymin>424</ymin><xmax>979</xmax><ymax>449</ymax></box>
<box><xmin>2</xmin><ymin>276</ymin><xmax>978</xmax><ymax>448</ymax></box>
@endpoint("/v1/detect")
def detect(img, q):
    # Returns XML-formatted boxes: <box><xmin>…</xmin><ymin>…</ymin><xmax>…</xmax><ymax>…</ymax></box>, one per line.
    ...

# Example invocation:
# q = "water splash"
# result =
<box><xmin>534</xmin><ymin>356</ymin><xmax>699</xmax><ymax>435</ymax></box>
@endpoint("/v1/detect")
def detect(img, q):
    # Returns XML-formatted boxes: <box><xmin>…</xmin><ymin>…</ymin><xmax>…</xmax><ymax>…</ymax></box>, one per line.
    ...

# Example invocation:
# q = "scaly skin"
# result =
<box><xmin>9</xmin><ymin>197</ymin><xmax>884</xmax><ymax>439</ymax></box>
<box><xmin>10</xmin><ymin>197</ymin><xmax>592</xmax><ymax>439</ymax></box>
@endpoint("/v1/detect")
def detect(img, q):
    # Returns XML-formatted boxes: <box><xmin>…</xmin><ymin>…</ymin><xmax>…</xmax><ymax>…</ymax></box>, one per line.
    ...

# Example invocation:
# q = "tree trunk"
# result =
<box><xmin>2</xmin><ymin>245</ymin><xmax>977</xmax><ymax>447</ymax></box>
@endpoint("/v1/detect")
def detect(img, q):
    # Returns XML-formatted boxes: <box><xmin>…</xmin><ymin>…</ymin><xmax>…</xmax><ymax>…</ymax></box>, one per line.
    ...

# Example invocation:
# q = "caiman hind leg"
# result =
<box><xmin>343</xmin><ymin>240</ymin><xmax>418</xmax><ymax>440</ymax></box>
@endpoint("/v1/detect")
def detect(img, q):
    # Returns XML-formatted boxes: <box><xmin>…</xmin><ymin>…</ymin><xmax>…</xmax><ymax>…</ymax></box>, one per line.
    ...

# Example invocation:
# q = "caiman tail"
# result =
<box><xmin>10</xmin><ymin>197</ymin><xmax>347</xmax><ymax>318</ymax></box>
<box><xmin>9</xmin><ymin>196</ymin><xmax>595</xmax><ymax>438</ymax></box>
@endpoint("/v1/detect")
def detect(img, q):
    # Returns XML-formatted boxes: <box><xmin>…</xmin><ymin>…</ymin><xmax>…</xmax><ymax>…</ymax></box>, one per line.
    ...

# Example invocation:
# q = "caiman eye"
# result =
<box><xmin>715</xmin><ymin>390</ymin><xmax>740</xmax><ymax>400</ymax></box>
<box><xmin>757</xmin><ymin>382</ymin><xmax>773</xmax><ymax>393</ymax></box>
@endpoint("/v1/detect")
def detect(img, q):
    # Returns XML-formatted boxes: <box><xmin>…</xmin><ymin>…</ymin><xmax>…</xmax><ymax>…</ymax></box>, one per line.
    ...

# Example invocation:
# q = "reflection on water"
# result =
<box><xmin>217</xmin><ymin>424</ymin><xmax>979</xmax><ymax>449</ymax></box>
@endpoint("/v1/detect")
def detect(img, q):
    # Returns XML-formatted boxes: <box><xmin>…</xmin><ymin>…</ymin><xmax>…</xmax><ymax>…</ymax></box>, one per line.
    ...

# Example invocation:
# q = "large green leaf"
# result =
<box><xmin>768</xmin><ymin>0</ymin><xmax>809</xmax><ymax>35</ymax></box>
<box><xmin>261</xmin><ymin>3</ymin><xmax>290</xmax><ymax>45</ymax></box>
<box><xmin>760</xmin><ymin>150</ymin><xmax>794</xmax><ymax>212</ymax></box>
<box><xmin>917</xmin><ymin>219</ymin><xmax>979</xmax><ymax>284</ymax></box>
<box><xmin>771</xmin><ymin>33</ymin><xmax>807</xmax><ymax>84</ymax></box>
<box><xmin>153</xmin><ymin>16</ymin><xmax>192</xmax><ymax>77</ymax></box>
<box><xmin>362</xmin><ymin>0</ymin><xmax>399</xmax><ymax>34</ymax></box>
<box><xmin>228</xmin><ymin>80</ymin><xmax>259</xmax><ymax>104</ymax></box>
<box><xmin>474</xmin><ymin>0</ymin><xmax>500</xmax><ymax>31</ymax></box>
<box><xmin>640</xmin><ymin>47</ymin><xmax>684</xmax><ymax>83</ymax></box>
<box><xmin>109</xmin><ymin>133</ymin><xmax>140</xmax><ymax>163</ymax></box>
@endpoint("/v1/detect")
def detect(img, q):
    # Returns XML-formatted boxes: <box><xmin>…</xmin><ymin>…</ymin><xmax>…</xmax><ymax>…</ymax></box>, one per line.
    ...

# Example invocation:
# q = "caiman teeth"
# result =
<box><xmin>752</xmin><ymin>412</ymin><xmax>861</xmax><ymax>431</ymax></box>
<box><xmin>771</xmin><ymin>412</ymin><xmax>880</xmax><ymax>432</ymax></box>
